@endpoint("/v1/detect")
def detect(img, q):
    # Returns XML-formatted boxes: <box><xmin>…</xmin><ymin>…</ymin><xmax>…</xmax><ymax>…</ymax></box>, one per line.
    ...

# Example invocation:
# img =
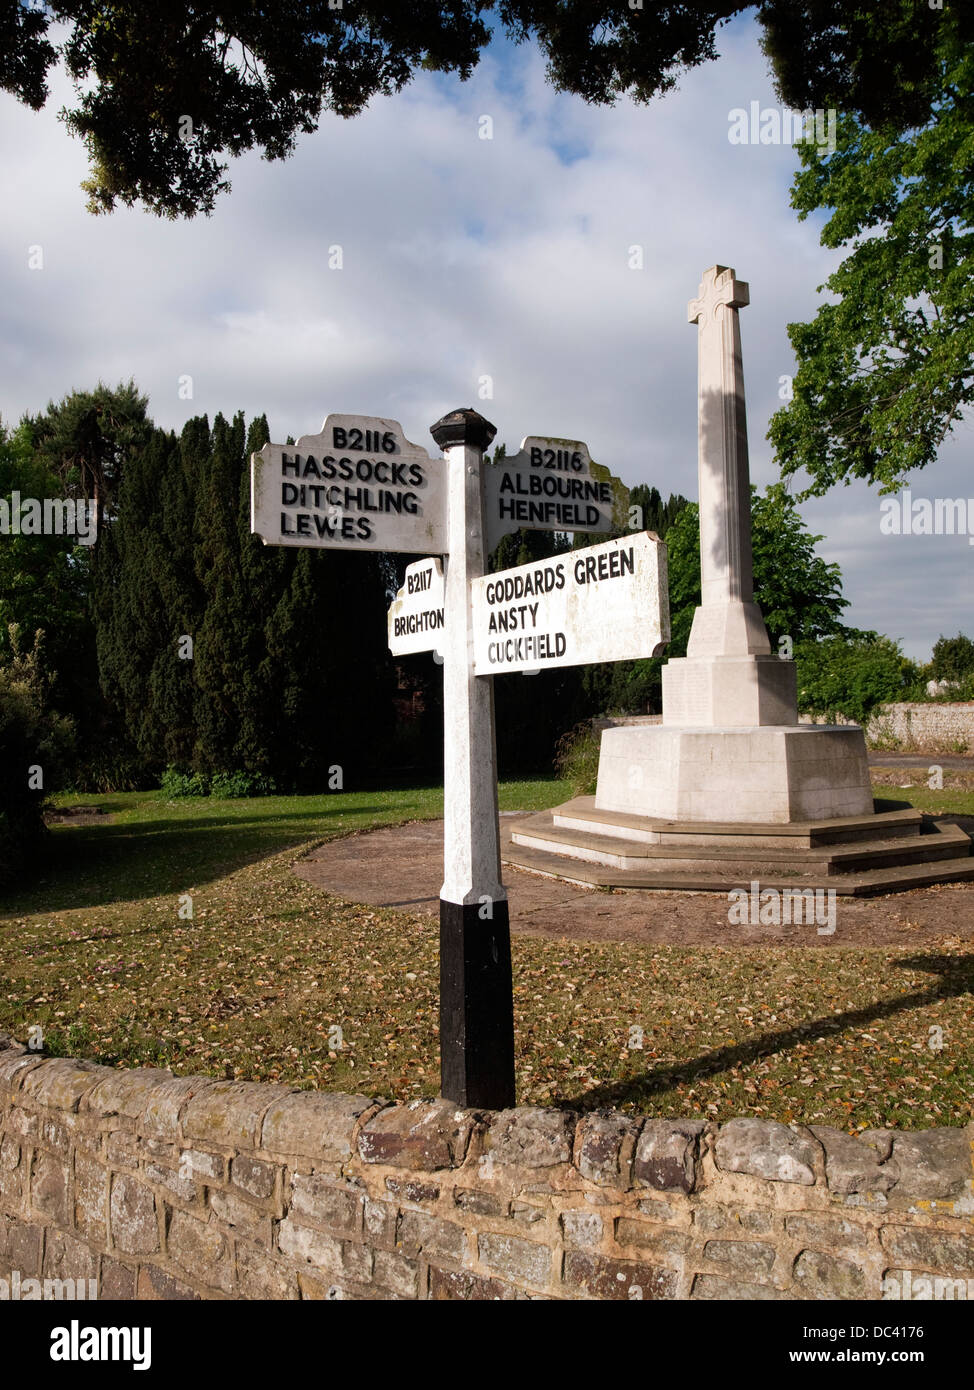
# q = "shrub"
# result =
<box><xmin>159</xmin><ymin>766</ymin><xmax>279</xmax><ymax>798</ymax></box>
<box><xmin>210</xmin><ymin>769</ymin><xmax>277</xmax><ymax>798</ymax></box>
<box><xmin>795</xmin><ymin>633</ymin><xmax>909</xmax><ymax>725</ymax></box>
<box><xmin>554</xmin><ymin>720</ymin><xmax>602</xmax><ymax>797</ymax></box>
<box><xmin>159</xmin><ymin>765</ymin><xmax>210</xmax><ymax>797</ymax></box>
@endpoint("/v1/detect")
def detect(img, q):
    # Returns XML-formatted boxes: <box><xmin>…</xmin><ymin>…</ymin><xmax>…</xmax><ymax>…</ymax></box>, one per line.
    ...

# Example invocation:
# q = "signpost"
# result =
<box><xmin>253</xmin><ymin>407</ymin><xmax>668</xmax><ymax>1110</ymax></box>
<box><xmin>251</xmin><ymin>413</ymin><xmax>447</xmax><ymax>553</ymax></box>
<box><xmin>471</xmin><ymin>532</ymin><xmax>667</xmax><ymax>676</ymax></box>
<box><xmin>429</xmin><ymin>410</ymin><xmax>513</xmax><ymax>1109</ymax></box>
<box><xmin>484</xmin><ymin>436</ymin><xmax>628</xmax><ymax>553</ymax></box>
<box><xmin>387</xmin><ymin>558</ymin><xmax>445</xmax><ymax>658</ymax></box>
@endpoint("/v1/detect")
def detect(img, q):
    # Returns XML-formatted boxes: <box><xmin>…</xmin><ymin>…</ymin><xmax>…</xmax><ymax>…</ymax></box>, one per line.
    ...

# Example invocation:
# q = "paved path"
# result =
<box><xmin>295</xmin><ymin>814</ymin><xmax>974</xmax><ymax>948</ymax></box>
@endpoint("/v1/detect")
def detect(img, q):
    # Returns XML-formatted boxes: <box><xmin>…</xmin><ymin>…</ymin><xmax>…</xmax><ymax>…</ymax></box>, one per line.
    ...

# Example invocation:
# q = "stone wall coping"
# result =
<box><xmin>2</xmin><ymin>1036</ymin><xmax>971</xmax><ymax>1206</ymax></box>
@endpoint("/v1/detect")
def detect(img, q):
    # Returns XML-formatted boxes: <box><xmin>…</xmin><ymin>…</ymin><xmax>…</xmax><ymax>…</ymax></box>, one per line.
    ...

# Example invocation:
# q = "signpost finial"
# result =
<box><xmin>431</xmin><ymin>408</ymin><xmax>497</xmax><ymax>452</ymax></box>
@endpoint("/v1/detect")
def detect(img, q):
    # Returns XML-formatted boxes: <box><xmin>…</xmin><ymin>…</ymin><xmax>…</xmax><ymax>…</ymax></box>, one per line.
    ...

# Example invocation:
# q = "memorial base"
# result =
<box><xmin>594</xmin><ymin>723</ymin><xmax>874</xmax><ymax>824</ymax></box>
<box><xmin>662</xmin><ymin>653</ymin><xmax>798</xmax><ymax>727</ymax></box>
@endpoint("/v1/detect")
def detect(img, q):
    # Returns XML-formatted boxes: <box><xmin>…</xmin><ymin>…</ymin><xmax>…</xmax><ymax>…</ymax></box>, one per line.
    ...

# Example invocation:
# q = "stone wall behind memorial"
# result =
<box><xmin>596</xmin><ymin>704</ymin><xmax>973</xmax><ymax>751</ymax></box>
<box><xmin>1</xmin><ymin>1035</ymin><xmax>972</xmax><ymax>1301</ymax></box>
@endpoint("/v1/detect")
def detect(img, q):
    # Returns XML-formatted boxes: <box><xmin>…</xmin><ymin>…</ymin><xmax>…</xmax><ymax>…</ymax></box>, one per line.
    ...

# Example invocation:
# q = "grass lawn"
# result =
<box><xmin>1</xmin><ymin>777</ymin><xmax>971</xmax><ymax>1132</ymax></box>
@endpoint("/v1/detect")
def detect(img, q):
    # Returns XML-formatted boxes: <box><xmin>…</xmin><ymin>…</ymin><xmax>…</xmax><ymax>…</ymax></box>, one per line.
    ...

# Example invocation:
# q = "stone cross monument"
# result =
<box><xmin>594</xmin><ymin>264</ymin><xmax>873</xmax><ymax>824</ymax></box>
<box><xmin>663</xmin><ymin>265</ymin><xmax>796</xmax><ymax>726</ymax></box>
<box><xmin>686</xmin><ymin>266</ymin><xmax>768</xmax><ymax>652</ymax></box>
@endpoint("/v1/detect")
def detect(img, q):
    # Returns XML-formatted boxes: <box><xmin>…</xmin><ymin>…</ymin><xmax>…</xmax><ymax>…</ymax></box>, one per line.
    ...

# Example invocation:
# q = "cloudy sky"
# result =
<box><xmin>1</xmin><ymin>11</ymin><xmax>970</xmax><ymax>660</ymax></box>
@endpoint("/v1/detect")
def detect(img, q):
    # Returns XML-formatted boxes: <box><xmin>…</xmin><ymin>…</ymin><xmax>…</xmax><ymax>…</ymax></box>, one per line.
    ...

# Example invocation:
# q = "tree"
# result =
<box><xmin>628</xmin><ymin>483</ymin><xmax>688</xmax><ymax>540</ymax></box>
<box><xmin>758</xmin><ymin>0</ymin><xmax>972</xmax><ymax>134</ymax></box>
<box><xmin>192</xmin><ymin>411</ymin><xmax>257</xmax><ymax>773</ymax></box>
<box><xmin>93</xmin><ymin>425</ymin><xmax>201</xmax><ymax>772</ymax></box>
<box><xmin>29</xmin><ymin>381</ymin><xmax>151</xmax><ymax>523</ymax></box>
<box><xmin>768</xmin><ymin>23</ymin><xmax>973</xmax><ymax>495</ymax></box>
<box><xmin>794</xmin><ymin>632</ymin><xmax>912</xmax><ymax>725</ymax></box>
<box><xmin>4</xmin><ymin>3</ymin><xmax>968</xmax><ymax>219</ymax></box>
<box><xmin>0</xmin><ymin>419</ymin><xmax>88</xmax><ymax>672</ymax></box>
<box><xmin>21</xmin><ymin>382</ymin><xmax>153</xmax><ymax>774</ymax></box>
<box><xmin>0</xmin><ymin>414</ymin><xmax>133</xmax><ymax>789</ymax></box>
<box><xmin>0</xmin><ymin>626</ymin><xmax>75</xmax><ymax>890</ymax></box>
<box><xmin>663</xmin><ymin>484</ymin><xmax>849</xmax><ymax>656</ymax></box>
<box><xmin>88</xmin><ymin>401</ymin><xmax>400</xmax><ymax>789</ymax></box>
<box><xmin>930</xmin><ymin>633</ymin><xmax>974</xmax><ymax>684</ymax></box>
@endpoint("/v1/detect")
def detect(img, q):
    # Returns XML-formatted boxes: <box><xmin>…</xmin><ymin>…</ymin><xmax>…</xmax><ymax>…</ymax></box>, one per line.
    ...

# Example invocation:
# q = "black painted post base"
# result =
<box><xmin>439</xmin><ymin>898</ymin><xmax>516</xmax><ymax>1109</ymax></box>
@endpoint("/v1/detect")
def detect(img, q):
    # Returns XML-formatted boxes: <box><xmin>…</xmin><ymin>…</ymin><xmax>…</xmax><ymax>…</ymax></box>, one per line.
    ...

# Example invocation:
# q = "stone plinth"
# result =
<box><xmin>594</xmin><ymin>724</ymin><xmax>874</xmax><ymax>824</ymax></box>
<box><xmin>663</xmin><ymin>654</ymin><xmax>797</xmax><ymax>727</ymax></box>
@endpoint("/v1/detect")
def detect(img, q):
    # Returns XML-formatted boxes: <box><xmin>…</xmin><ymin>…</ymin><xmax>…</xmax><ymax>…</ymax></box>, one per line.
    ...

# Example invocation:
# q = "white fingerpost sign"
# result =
<box><xmin>428</xmin><ymin>409</ymin><xmax>515</xmax><ymax>1112</ymax></box>
<box><xmin>251</xmin><ymin>414</ymin><xmax>447</xmax><ymax>553</ymax></box>
<box><xmin>471</xmin><ymin>532</ymin><xmax>668</xmax><ymax>675</ymax></box>
<box><xmin>388</xmin><ymin>557</ymin><xmax>445</xmax><ymax>656</ymax></box>
<box><xmin>484</xmin><ymin>436</ymin><xmax>629</xmax><ymax>552</ymax></box>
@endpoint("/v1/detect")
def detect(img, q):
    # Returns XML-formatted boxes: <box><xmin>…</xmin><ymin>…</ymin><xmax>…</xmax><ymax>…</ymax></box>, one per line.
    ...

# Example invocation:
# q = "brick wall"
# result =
<box><xmin>1</xmin><ymin>1035</ymin><xmax>972</xmax><ymax>1301</ymax></box>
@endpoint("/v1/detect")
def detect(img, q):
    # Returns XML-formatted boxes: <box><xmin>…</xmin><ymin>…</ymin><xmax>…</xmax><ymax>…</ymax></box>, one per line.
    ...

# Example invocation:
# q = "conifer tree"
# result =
<box><xmin>193</xmin><ymin>411</ymin><xmax>254</xmax><ymax>773</ymax></box>
<box><xmin>92</xmin><ymin>426</ymin><xmax>202</xmax><ymax>772</ymax></box>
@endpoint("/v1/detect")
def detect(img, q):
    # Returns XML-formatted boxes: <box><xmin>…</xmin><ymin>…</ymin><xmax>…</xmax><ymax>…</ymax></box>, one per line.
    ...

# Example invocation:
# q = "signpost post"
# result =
<box><xmin>429</xmin><ymin>409</ymin><xmax>514</xmax><ymax>1108</ymax></box>
<box><xmin>254</xmin><ymin>407</ymin><xmax>667</xmax><ymax>1110</ymax></box>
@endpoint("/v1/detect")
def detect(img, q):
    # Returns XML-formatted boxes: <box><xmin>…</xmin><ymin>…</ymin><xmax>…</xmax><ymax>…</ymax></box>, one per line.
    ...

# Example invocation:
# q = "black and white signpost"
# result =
<box><xmin>254</xmin><ymin>407</ymin><xmax>668</xmax><ymax>1109</ymax></box>
<box><xmin>429</xmin><ymin>410</ymin><xmax>514</xmax><ymax>1108</ymax></box>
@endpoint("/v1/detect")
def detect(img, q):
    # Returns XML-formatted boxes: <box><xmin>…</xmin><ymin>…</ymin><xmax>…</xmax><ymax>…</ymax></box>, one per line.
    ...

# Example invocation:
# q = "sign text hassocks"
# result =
<box><xmin>251</xmin><ymin>414</ymin><xmax>447</xmax><ymax>554</ymax></box>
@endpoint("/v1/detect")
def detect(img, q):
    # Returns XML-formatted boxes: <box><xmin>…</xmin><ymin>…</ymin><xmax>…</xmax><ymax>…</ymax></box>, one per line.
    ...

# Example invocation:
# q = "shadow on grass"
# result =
<box><xmin>0</xmin><ymin>802</ymin><xmax>394</xmax><ymax>917</ymax></box>
<box><xmin>571</xmin><ymin>953</ymin><xmax>974</xmax><ymax>1111</ymax></box>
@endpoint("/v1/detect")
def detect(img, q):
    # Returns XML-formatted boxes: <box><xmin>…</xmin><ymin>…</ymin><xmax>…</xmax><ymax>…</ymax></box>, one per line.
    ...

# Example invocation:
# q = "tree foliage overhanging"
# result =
<box><xmin>2</xmin><ymin>2</ymin><xmax>970</xmax><ymax>218</ymax></box>
<box><xmin>768</xmin><ymin>15</ymin><xmax>974</xmax><ymax>494</ymax></box>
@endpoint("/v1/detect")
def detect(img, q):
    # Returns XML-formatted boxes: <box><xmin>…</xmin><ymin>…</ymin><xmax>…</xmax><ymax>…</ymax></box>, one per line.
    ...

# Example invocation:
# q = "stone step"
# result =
<box><xmin>509</xmin><ymin>812</ymin><xmax>968</xmax><ymax>878</ymax></box>
<box><xmin>826</xmin><ymin>823</ymin><xmax>969</xmax><ymax>874</ymax></box>
<box><xmin>501</xmin><ymin>831</ymin><xmax>974</xmax><ymax>897</ymax></box>
<box><xmin>549</xmin><ymin>796</ymin><xmax>924</xmax><ymax>849</ymax></box>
